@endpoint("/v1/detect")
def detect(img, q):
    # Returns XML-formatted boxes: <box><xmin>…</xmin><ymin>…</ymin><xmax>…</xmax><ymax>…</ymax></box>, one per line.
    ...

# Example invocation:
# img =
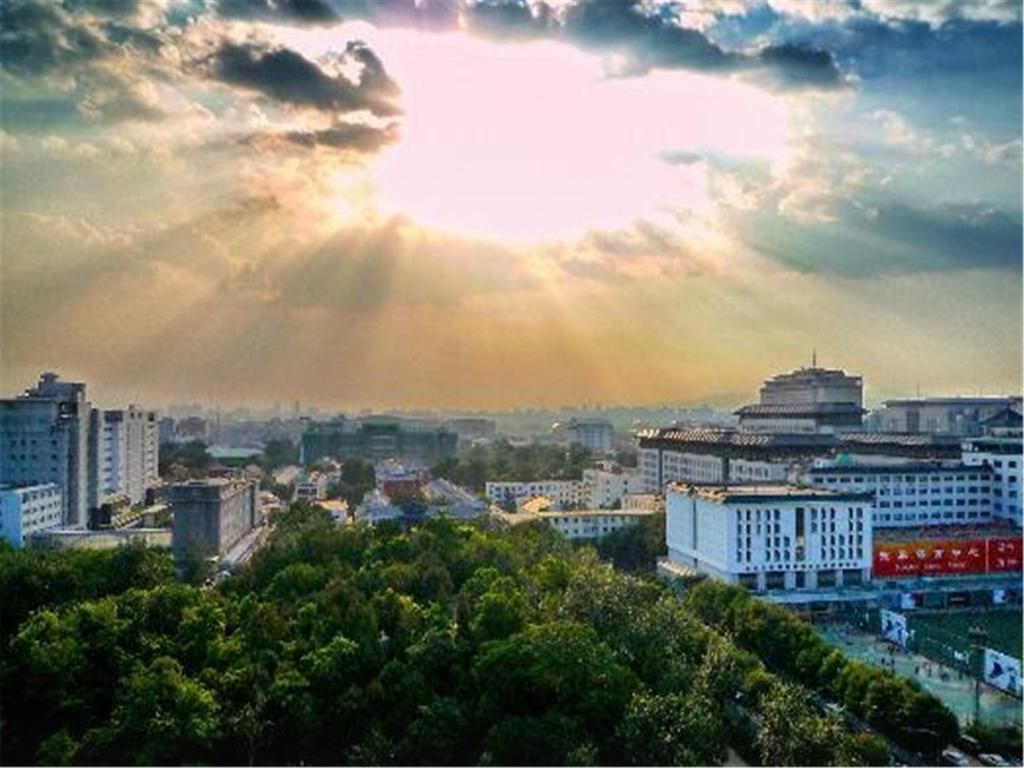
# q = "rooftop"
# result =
<box><xmin>735</xmin><ymin>402</ymin><xmax>866</xmax><ymax>417</ymax></box>
<box><xmin>668</xmin><ymin>483</ymin><xmax>873</xmax><ymax>504</ymax></box>
<box><xmin>874</xmin><ymin>522</ymin><xmax>1021</xmax><ymax>543</ymax></box>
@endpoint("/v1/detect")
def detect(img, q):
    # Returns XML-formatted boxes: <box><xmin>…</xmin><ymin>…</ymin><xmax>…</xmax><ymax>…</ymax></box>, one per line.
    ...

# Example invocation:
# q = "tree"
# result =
<box><xmin>619</xmin><ymin>691</ymin><xmax>727</xmax><ymax>765</ymax></box>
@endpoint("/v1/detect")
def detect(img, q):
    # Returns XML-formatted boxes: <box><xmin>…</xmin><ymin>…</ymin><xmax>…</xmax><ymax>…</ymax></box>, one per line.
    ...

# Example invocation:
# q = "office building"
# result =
<box><xmin>1</xmin><ymin>373</ymin><xmax>92</xmax><ymax>527</ymax></box>
<box><xmin>805</xmin><ymin>462</ymin><xmax>995</xmax><ymax>528</ymax></box>
<box><xmin>735</xmin><ymin>364</ymin><xmax>865</xmax><ymax>434</ymax></box>
<box><xmin>664</xmin><ymin>484</ymin><xmax>873</xmax><ymax>592</ymax></box>
<box><xmin>169</xmin><ymin>479</ymin><xmax>257</xmax><ymax>559</ymax></box>
<box><xmin>871</xmin><ymin>396</ymin><xmax>1022</xmax><ymax>436</ymax></box>
<box><xmin>637</xmin><ymin>427</ymin><xmax>962</xmax><ymax>493</ymax></box>
<box><xmin>563</xmin><ymin>418</ymin><xmax>614</xmax><ymax>453</ymax></box>
<box><xmin>0</xmin><ymin>483</ymin><xmax>63</xmax><ymax>547</ymax></box>
<box><xmin>294</xmin><ymin>472</ymin><xmax>329</xmax><ymax>503</ymax></box>
<box><xmin>962</xmin><ymin>435</ymin><xmax>1023</xmax><ymax>526</ymax></box>
<box><xmin>300</xmin><ymin>416</ymin><xmax>457</xmax><ymax>466</ymax></box>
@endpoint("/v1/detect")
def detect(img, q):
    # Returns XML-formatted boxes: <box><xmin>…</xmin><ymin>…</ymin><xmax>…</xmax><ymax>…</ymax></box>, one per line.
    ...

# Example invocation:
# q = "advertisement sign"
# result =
<box><xmin>880</xmin><ymin>609</ymin><xmax>909</xmax><ymax>647</ymax></box>
<box><xmin>873</xmin><ymin>539</ymin><xmax>986</xmax><ymax>577</ymax></box>
<box><xmin>873</xmin><ymin>537</ymin><xmax>1023</xmax><ymax>578</ymax></box>
<box><xmin>983</xmin><ymin>648</ymin><xmax>1022</xmax><ymax>697</ymax></box>
<box><xmin>987</xmin><ymin>538</ymin><xmax>1023</xmax><ymax>572</ymax></box>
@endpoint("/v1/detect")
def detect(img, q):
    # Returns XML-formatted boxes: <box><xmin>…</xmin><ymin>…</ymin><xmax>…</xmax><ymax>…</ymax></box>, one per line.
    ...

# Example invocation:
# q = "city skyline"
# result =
<box><xmin>2</xmin><ymin>0</ymin><xmax>1022</xmax><ymax>410</ymax></box>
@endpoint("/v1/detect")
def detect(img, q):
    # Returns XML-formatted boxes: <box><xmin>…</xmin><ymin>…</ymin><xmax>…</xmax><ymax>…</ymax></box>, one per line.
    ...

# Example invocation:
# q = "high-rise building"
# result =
<box><xmin>1</xmin><ymin>373</ymin><xmax>92</xmax><ymax>526</ymax></box>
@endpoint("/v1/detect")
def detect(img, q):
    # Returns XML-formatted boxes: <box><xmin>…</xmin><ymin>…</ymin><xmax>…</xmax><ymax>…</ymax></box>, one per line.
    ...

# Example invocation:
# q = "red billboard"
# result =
<box><xmin>873</xmin><ymin>537</ymin><xmax>1022</xmax><ymax>578</ymax></box>
<box><xmin>987</xmin><ymin>537</ymin><xmax>1023</xmax><ymax>572</ymax></box>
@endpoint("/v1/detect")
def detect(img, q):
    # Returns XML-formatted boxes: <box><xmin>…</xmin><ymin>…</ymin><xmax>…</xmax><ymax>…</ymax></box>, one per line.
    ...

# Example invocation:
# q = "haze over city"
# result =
<box><xmin>2</xmin><ymin>0</ymin><xmax>1021</xmax><ymax>410</ymax></box>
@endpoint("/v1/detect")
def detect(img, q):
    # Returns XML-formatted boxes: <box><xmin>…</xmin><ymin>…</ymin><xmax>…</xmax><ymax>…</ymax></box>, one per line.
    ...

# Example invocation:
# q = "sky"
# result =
<box><xmin>1</xmin><ymin>0</ymin><xmax>1021</xmax><ymax>411</ymax></box>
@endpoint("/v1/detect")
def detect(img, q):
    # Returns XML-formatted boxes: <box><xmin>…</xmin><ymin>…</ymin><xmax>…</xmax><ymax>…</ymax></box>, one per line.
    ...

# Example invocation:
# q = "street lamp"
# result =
<box><xmin>967</xmin><ymin>626</ymin><xmax>989</xmax><ymax>727</ymax></box>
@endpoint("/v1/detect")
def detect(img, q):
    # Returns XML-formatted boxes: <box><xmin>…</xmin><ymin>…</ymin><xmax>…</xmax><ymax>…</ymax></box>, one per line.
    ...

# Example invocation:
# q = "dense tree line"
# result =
<box><xmin>685</xmin><ymin>580</ymin><xmax>959</xmax><ymax>757</ymax></box>
<box><xmin>325</xmin><ymin>458</ymin><xmax>377</xmax><ymax>510</ymax></box>
<box><xmin>0</xmin><ymin>507</ymin><xmax>902</xmax><ymax>766</ymax></box>
<box><xmin>158</xmin><ymin>440</ymin><xmax>213</xmax><ymax>480</ymax></box>
<box><xmin>432</xmin><ymin>441</ymin><xmax>593</xmax><ymax>492</ymax></box>
<box><xmin>592</xmin><ymin>513</ymin><xmax>667</xmax><ymax>573</ymax></box>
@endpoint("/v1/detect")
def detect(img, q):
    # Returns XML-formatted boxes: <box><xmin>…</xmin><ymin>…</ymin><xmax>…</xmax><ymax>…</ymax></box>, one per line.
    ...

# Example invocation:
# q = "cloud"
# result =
<box><xmin>755</xmin><ymin>43</ymin><xmax>842</xmax><ymax>88</ymax></box>
<box><xmin>247</xmin><ymin>121</ymin><xmax>399</xmax><ymax>153</ymax></box>
<box><xmin>859</xmin><ymin>0</ymin><xmax>1021</xmax><ymax>28</ymax></box>
<box><xmin>206</xmin><ymin>39</ymin><xmax>401</xmax><ymax>116</ymax></box>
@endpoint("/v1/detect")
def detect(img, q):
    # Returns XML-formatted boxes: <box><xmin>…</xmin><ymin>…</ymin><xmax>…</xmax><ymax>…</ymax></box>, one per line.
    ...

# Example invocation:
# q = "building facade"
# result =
<box><xmin>871</xmin><ymin>397</ymin><xmax>1022</xmax><ymax>436</ymax></box>
<box><xmin>582</xmin><ymin>465</ymin><xmax>646</xmax><ymax>509</ymax></box>
<box><xmin>805</xmin><ymin>463</ymin><xmax>995</xmax><ymax>528</ymax></box>
<box><xmin>534</xmin><ymin>508</ymin><xmax>656</xmax><ymax>541</ymax></box>
<box><xmin>301</xmin><ymin>416</ymin><xmax>457</xmax><ymax>466</ymax></box>
<box><xmin>169</xmin><ymin>479</ymin><xmax>257</xmax><ymax>559</ymax></box>
<box><xmin>665</xmin><ymin>484</ymin><xmax>873</xmax><ymax>592</ymax></box>
<box><xmin>484</xmin><ymin>479</ymin><xmax>584</xmax><ymax>509</ymax></box>
<box><xmin>564</xmin><ymin>418</ymin><xmax>614</xmax><ymax>453</ymax></box>
<box><xmin>1</xmin><ymin>373</ymin><xmax>92</xmax><ymax>527</ymax></box>
<box><xmin>962</xmin><ymin>435</ymin><xmax>1022</xmax><ymax>526</ymax></box>
<box><xmin>0</xmin><ymin>483</ymin><xmax>63</xmax><ymax>547</ymax></box>
<box><xmin>736</xmin><ymin>365</ymin><xmax>865</xmax><ymax>434</ymax></box>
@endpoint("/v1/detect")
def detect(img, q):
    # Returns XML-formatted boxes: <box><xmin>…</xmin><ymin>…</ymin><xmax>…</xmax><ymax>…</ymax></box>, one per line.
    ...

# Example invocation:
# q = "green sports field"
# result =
<box><xmin>910</xmin><ymin>609</ymin><xmax>1022</xmax><ymax>661</ymax></box>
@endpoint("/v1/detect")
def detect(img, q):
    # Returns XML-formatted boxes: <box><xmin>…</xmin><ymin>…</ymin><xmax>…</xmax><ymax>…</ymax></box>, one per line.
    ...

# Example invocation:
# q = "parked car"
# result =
<box><xmin>957</xmin><ymin>735</ymin><xmax>982</xmax><ymax>754</ymax></box>
<box><xmin>942</xmin><ymin>747</ymin><xmax>970</xmax><ymax>767</ymax></box>
<box><xmin>979</xmin><ymin>754</ymin><xmax>1011</xmax><ymax>767</ymax></box>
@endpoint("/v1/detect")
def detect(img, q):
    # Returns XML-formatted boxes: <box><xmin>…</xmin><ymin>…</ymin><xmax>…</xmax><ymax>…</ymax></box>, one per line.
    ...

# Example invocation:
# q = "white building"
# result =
<box><xmin>664</xmin><ymin>484</ymin><xmax>872</xmax><ymax>592</ymax></box>
<box><xmin>294</xmin><ymin>472</ymin><xmax>329</xmax><ymax>502</ymax></box>
<box><xmin>962</xmin><ymin>435</ymin><xmax>1022</xmax><ymax>526</ymax></box>
<box><xmin>1</xmin><ymin>373</ymin><xmax>92</xmax><ymax>527</ymax></box>
<box><xmin>871</xmin><ymin>397</ymin><xmax>1022</xmax><ymax>436</ymax></box>
<box><xmin>805</xmin><ymin>462</ymin><xmax>994</xmax><ymax>528</ymax></box>
<box><xmin>534</xmin><ymin>508</ymin><xmax>656</xmax><ymax>541</ymax></box>
<box><xmin>89</xmin><ymin>406</ymin><xmax>159</xmax><ymax>507</ymax></box>
<box><xmin>485</xmin><ymin>479</ymin><xmax>584</xmax><ymax>509</ymax></box>
<box><xmin>0</xmin><ymin>483</ymin><xmax>64</xmax><ymax>547</ymax></box>
<box><xmin>582</xmin><ymin>465</ymin><xmax>645</xmax><ymax>508</ymax></box>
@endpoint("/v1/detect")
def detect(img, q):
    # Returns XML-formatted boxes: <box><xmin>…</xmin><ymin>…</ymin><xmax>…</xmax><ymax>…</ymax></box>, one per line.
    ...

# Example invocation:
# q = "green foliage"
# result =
<box><xmin>965</xmin><ymin>721</ymin><xmax>1023</xmax><ymax>756</ymax></box>
<box><xmin>432</xmin><ymin>440</ymin><xmax>593</xmax><ymax>492</ymax></box>
<box><xmin>593</xmin><ymin>512</ymin><xmax>666</xmax><ymax>572</ymax></box>
<box><xmin>327</xmin><ymin>458</ymin><xmax>377</xmax><ymax>509</ymax></box>
<box><xmin>684</xmin><ymin>580</ymin><xmax>960</xmax><ymax>753</ymax></box>
<box><xmin>1</xmin><ymin>510</ymin><xmax>933</xmax><ymax>766</ymax></box>
<box><xmin>158</xmin><ymin>440</ymin><xmax>212</xmax><ymax>478</ymax></box>
<box><xmin>261</xmin><ymin>438</ymin><xmax>299</xmax><ymax>470</ymax></box>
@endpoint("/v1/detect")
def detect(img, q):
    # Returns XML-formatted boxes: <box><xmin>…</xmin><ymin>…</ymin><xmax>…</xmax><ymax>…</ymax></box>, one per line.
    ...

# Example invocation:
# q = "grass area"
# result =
<box><xmin>910</xmin><ymin>609</ymin><xmax>1022</xmax><ymax>659</ymax></box>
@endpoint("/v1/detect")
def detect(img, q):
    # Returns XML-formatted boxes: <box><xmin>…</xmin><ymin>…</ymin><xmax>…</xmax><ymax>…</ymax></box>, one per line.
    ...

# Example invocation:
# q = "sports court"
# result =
<box><xmin>819</xmin><ymin>617</ymin><xmax>1022</xmax><ymax>728</ymax></box>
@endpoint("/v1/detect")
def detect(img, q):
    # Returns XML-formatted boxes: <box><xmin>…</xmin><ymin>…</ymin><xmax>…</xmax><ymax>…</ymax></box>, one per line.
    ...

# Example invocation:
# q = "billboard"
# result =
<box><xmin>987</xmin><ymin>537</ymin><xmax>1023</xmax><ymax>572</ymax></box>
<box><xmin>983</xmin><ymin>648</ymin><xmax>1022</xmax><ymax>697</ymax></box>
<box><xmin>872</xmin><ymin>537</ymin><xmax>1023</xmax><ymax>578</ymax></box>
<box><xmin>880</xmin><ymin>609</ymin><xmax>909</xmax><ymax>647</ymax></box>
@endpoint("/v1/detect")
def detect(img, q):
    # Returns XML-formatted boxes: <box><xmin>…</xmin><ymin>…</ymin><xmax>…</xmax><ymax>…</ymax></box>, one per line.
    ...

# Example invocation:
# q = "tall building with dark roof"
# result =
<box><xmin>736</xmin><ymin>365</ymin><xmax>865</xmax><ymax>434</ymax></box>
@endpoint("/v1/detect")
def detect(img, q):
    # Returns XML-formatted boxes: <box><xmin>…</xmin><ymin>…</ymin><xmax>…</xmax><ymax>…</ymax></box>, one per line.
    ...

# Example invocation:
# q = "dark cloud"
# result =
<box><xmin>214</xmin><ymin>0</ymin><xmax>458</xmax><ymax>29</ymax></box>
<box><xmin>215</xmin><ymin>0</ymin><xmax>341</xmax><ymax>24</ymax></box>
<box><xmin>741</xmin><ymin>199</ymin><xmax>1022</xmax><ymax>277</ymax></box>
<box><xmin>0</xmin><ymin>1</ymin><xmax>104</xmax><ymax>76</ymax></box>
<box><xmin>207</xmin><ymin>39</ymin><xmax>401</xmax><ymax>116</ymax></box>
<box><xmin>247</xmin><ymin>121</ymin><xmax>399</xmax><ymax>152</ymax></box>
<box><xmin>756</xmin><ymin>43</ymin><xmax>842</xmax><ymax>88</ymax></box>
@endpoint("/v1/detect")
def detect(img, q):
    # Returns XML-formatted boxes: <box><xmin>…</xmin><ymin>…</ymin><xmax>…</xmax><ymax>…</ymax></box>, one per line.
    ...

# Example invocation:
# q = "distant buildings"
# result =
<box><xmin>870</xmin><ymin>396</ymin><xmax>1022</xmax><ymax>436</ymax></box>
<box><xmin>663</xmin><ymin>484</ymin><xmax>873</xmax><ymax>592</ymax></box>
<box><xmin>300</xmin><ymin>416</ymin><xmax>457</xmax><ymax>466</ymax></box>
<box><xmin>581</xmin><ymin>464</ymin><xmax>645</xmax><ymax>508</ymax></box>
<box><xmin>563</xmin><ymin>418</ymin><xmax>614</xmax><ymax>453</ymax></box>
<box><xmin>169</xmin><ymin>478</ymin><xmax>257</xmax><ymax>560</ymax></box>
<box><xmin>0</xmin><ymin>483</ymin><xmax>63</xmax><ymax>547</ymax></box>
<box><xmin>444</xmin><ymin>417</ymin><xmax>497</xmax><ymax>443</ymax></box>
<box><xmin>735</xmin><ymin>365</ymin><xmax>865</xmax><ymax>434</ymax></box>
<box><xmin>294</xmin><ymin>472</ymin><xmax>329</xmax><ymax>503</ymax></box>
<box><xmin>485</xmin><ymin>479</ymin><xmax>584</xmax><ymax>509</ymax></box>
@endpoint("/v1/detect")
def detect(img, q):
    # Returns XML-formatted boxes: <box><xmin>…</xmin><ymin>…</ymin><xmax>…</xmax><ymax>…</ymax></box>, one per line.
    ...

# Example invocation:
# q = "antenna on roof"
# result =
<box><xmin>812</xmin><ymin>349</ymin><xmax>817</xmax><ymax>368</ymax></box>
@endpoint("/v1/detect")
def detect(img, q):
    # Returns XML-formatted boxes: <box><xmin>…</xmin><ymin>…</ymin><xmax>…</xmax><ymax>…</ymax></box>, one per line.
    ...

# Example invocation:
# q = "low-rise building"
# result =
<box><xmin>0</xmin><ymin>483</ymin><xmax>63</xmax><ymax>547</ymax></box>
<box><xmin>169</xmin><ymin>479</ymin><xmax>257</xmax><ymax>560</ymax></box>
<box><xmin>563</xmin><ymin>418</ymin><xmax>614</xmax><ymax>453</ymax></box>
<box><xmin>535</xmin><ymin>508</ymin><xmax>657</xmax><ymax>541</ymax></box>
<box><xmin>582</xmin><ymin>464</ymin><xmax>645</xmax><ymax>508</ymax></box>
<box><xmin>294</xmin><ymin>472</ymin><xmax>329</xmax><ymax>503</ymax></box>
<box><xmin>485</xmin><ymin>479</ymin><xmax>584</xmax><ymax>509</ymax></box>
<box><xmin>871</xmin><ymin>396</ymin><xmax>1023</xmax><ymax>436</ymax></box>
<box><xmin>664</xmin><ymin>484</ymin><xmax>873</xmax><ymax>592</ymax></box>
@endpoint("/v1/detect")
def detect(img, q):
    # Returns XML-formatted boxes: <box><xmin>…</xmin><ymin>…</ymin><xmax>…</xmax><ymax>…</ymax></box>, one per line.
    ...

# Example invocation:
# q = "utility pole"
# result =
<box><xmin>968</xmin><ymin>626</ymin><xmax>988</xmax><ymax>726</ymax></box>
